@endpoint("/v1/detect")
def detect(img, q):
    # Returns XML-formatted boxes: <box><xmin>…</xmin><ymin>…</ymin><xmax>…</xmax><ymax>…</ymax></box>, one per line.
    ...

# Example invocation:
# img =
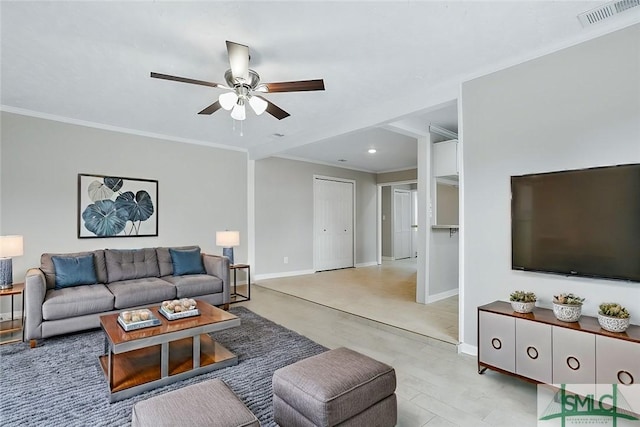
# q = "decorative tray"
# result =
<box><xmin>159</xmin><ymin>299</ymin><xmax>200</xmax><ymax>321</ymax></box>
<box><xmin>117</xmin><ymin>309</ymin><xmax>161</xmax><ymax>331</ymax></box>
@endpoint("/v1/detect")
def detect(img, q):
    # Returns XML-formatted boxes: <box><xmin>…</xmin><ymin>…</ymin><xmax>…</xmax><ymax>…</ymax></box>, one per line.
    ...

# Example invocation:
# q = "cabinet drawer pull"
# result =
<box><xmin>617</xmin><ymin>370</ymin><xmax>634</xmax><ymax>385</ymax></box>
<box><xmin>526</xmin><ymin>346</ymin><xmax>539</xmax><ymax>360</ymax></box>
<box><xmin>566</xmin><ymin>356</ymin><xmax>580</xmax><ymax>371</ymax></box>
<box><xmin>491</xmin><ymin>338</ymin><xmax>502</xmax><ymax>350</ymax></box>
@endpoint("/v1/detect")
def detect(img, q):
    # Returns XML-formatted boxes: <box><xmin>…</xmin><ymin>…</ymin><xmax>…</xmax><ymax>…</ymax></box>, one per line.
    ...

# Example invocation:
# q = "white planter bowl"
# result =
<box><xmin>598</xmin><ymin>313</ymin><xmax>630</xmax><ymax>333</ymax></box>
<box><xmin>553</xmin><ymin>303</ymin><xmax>582</xmax><ymax>322</ymax></box>
<box><xmin>511</xmin><ymin>301</ymin><xmax>536</xmax><ymax>314</ymax></box>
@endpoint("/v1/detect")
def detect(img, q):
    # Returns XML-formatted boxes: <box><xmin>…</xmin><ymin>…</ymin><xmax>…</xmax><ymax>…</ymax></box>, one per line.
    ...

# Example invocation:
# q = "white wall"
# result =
<box><xmin>0</xmin><ymin>112</ymin><xmax>248</xmax><ymax>293</ymax></box>
<box><xmin>254</xmin><ymin>157</ymin><xmax>377</xmax><ymax>276</ymax></box>
<box><xmin>461</xmin><ymin>24</ymin><xmax>640</xmax><ymax>350</ymax></box>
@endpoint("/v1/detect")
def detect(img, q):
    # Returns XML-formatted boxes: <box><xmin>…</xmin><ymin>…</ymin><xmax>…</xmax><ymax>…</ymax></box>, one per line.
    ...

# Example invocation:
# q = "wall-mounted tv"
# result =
<box><xmin>511</xmin><ymin>164</ymin><xmax>640</xmax><ymax>283</ymax></box>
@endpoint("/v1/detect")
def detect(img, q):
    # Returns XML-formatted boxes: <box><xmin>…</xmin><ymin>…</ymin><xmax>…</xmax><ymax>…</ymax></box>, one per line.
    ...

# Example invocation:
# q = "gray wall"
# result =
<box><xmin>435</xmin><ymin>183</ymin><xmax>458</xmax><ymax>226</ymax></box>
<box><xmin>461</xmin><ymin>24</ymin><xmax>640</xmax><ymax>349</ymax></box>
<box><xmin>255</xmin><ymin>157</ymin><xmax>377</xmax><ymax>275</ymax></box>
<box><xmin>0</xmin><ymin>112</ymin><xmax>248</xmax><ymax>288</ymax></box>
<box><xmin>377</xmin><ymin>169</ymin><xmax>417</xmax><ymax>184</ymax></box>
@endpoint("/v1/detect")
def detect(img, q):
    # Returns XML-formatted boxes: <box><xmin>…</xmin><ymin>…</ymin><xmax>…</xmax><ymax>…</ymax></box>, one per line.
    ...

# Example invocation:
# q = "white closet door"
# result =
<box><xmin>394</xmin><ymin>190</ymin><xmax>411</xmax><ymax>260</ymax></box>
<box><xmin>314</xmin><ymin>178</ymin><xmax>354</xmax><ymax>271</ymax></box>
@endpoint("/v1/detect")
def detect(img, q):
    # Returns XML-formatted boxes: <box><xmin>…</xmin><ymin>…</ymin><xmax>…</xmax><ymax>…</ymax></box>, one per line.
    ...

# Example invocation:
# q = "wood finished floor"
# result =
<box><xmin>255</xmin><ymin>259</ymin><xmax>459</xmax><ymax>344</ymax></box>
<box><xmin>237</xmin><ymin>286</ymin><xmax>538</xmax><ymax>427</ymax></box>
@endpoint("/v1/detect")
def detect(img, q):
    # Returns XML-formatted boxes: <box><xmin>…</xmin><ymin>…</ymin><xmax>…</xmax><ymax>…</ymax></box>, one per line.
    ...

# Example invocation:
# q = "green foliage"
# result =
<box><xmin>599</xmin><ymin>302</ymin><xmax>630</xmax><ymax>319</ymax></box>
<box><xmin>510</xmin><ymin>291</ymin><xmax>536</xmax><ymax>303</ymax></box>
<box><xmin>553</xmin><ymin>293</ymin><xmax>584</xmax><ymax>305</ymax></box>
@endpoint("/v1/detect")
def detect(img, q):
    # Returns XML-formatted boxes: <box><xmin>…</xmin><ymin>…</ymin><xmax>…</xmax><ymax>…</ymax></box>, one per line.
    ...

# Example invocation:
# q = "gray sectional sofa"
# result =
<box><xmin>24</xmin><ymin>246</ymin><xmax>230</xmax><ymax>347</ymax></box>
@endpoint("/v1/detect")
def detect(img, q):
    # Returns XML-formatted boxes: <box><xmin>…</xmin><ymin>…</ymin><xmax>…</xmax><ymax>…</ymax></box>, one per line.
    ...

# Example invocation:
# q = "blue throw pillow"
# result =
<box><xmin>169</xmin><ymin>248</ymin><xmax>205</xmax><ymax>276</ymax></box>
<box><xmin>52</xmin><ymin>254</ymin><xmax>98</xmax><ymax>289</ymax></box>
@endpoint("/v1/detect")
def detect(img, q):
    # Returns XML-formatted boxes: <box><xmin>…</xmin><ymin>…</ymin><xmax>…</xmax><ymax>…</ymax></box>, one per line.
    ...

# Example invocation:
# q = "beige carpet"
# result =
<box><xmin>255</xmin><ymin>259</ymin><xmax>459</xmax><ymax>344</ymax></box>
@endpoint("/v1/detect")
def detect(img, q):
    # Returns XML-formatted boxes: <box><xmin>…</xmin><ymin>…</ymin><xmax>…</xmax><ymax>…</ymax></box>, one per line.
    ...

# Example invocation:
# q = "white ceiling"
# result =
<box><xmin>2</xmin><ymin>1</ymin><xmax>637</xmax><ymax>173</ymax></box>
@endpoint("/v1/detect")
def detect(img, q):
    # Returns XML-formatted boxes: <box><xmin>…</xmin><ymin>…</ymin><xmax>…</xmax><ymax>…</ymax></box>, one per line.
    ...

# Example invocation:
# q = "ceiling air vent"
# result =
<box><xmin>578</xmin><ymin>0</ymin><xmax>640</xmax><ymax>27</ymax></box>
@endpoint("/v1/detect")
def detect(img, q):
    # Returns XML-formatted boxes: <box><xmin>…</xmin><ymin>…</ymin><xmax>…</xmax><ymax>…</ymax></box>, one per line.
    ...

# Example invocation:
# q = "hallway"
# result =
<box><xmin>255</xmin><ymin>259</ymin><xmax>459</xmax><ymax>345</ymax></box>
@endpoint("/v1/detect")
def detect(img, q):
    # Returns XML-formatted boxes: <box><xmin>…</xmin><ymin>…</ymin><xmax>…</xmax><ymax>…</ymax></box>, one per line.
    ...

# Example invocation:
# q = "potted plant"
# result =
<box><xmin>598</xmin><ymin>303</ymin><xmax>631</xmax><ymax>333</ymax></box>
<box><xmin>509</xmin><ymin>291</ymin><xmax>537</xmax><ymax>313</ymax></box>
<box><xmin>553</xmin><ymin>293</ymin><xmax>585</xmax><ymax>322</ymax></box>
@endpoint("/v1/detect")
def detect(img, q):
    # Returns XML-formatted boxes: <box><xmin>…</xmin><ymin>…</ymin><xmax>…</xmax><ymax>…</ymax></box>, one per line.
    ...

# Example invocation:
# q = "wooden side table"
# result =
<box><xmin>0</xmin><ymin>282</ymin><xmax>25</xmax><ymax>345</ymax></box>
<box><xmin>229</xmin><ymin>264</ymin><xmax>250</xmax><ymax>303</ymax></box>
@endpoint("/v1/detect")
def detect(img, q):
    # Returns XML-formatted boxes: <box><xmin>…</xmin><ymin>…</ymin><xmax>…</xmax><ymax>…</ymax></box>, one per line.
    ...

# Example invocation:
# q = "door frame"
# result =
<box><xmin>376</xmin><ymin>180</ymin><xmax>417</xmax><ymax>265</ymax></box>
<box><xmin>313</xmin><ymin>175</ymin><xmax>357</xmax><ymax>271</ymax></box>
<box><xmin>393</xmin><ymin>188</ymin><xmax>412</xmax><ymax>260</ymax></box>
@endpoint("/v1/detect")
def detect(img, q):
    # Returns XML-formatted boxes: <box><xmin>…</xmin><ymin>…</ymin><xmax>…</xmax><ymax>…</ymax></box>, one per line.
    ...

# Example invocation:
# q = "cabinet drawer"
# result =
<box><xmin>516</xmin><ymin>319</ymin><xmax>552</xmax><ymax>383</ymax></box>
<box><xmin>596</xmin><ymin>335</ymin><xmax>639</xmax><ymax>385</ymax></box>
<box><xmin>479</xmin><ymin>311</ymin><xmax>515</xmax><ymax>372</ymax></box>
<box><xmin>553</xmin><ymin>327</ymin><xmax>595</xmax><ymax>384</ymax></box>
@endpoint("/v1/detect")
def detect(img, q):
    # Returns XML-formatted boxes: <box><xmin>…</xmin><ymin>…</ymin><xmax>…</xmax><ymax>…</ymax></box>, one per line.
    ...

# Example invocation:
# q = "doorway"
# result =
<box><xmin>393</xmin><ymin>189</ymin><xmax>412</xmax><ymax>260</ymax></box>
<box><xmin>380</xmin><ymin>182</ymin><xmax>418</xmax><ymax>262</ymax></box>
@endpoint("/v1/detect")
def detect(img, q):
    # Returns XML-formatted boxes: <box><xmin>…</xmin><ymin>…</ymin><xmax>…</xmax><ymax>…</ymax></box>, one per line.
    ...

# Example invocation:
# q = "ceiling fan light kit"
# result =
<box><xmin>151</xmin><ymin>40</ymin><xmax>325</xmax><ymax>122</ymax></box>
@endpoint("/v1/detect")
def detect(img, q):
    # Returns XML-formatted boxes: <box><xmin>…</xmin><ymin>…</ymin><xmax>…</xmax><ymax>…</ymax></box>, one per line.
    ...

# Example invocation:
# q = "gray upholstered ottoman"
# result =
<box><xmin>272</xmin><ymin>347</ymin><xmax>397</xmax><ymax>427</ymax></box>
<box><xmin>131</xmin><ymin>379</ymin><xmax>259</xmax><ymax>427</ymax></box>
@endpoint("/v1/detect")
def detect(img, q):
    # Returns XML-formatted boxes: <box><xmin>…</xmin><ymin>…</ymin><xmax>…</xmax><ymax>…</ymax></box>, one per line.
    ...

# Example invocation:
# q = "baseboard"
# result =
<box><xmin>254</xmin><ymin>269</ymin><xmax>316</xmax><ymax>281</ymax></box>
<box><xmin>355</xmin><ymin>261</ymin><xmax>378</xmax><ymax>268</ymax></box>
<box><xmin>458</xmin><ymin>342</ymin><xmax>477</xmax><ymax>356</ymax></box>
<box><xmin>425</xmin><ymin>288</ymin><xmax>459</xmax><ymax>303</ymax></box>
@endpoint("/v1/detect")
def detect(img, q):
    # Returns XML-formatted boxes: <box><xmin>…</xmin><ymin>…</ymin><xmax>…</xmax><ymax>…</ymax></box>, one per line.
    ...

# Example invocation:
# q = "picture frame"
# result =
<box><xmin>78</xmin><ymin>174</ymin><xmax>158</xmax><ymax>238</ymax></box>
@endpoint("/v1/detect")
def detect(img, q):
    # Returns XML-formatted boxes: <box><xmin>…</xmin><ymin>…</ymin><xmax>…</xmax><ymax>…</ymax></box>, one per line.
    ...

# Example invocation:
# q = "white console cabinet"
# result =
<box><xmin>478</xmin><ymin>301</ymin><xmax>639</xmax><ymax>385</ymax></box>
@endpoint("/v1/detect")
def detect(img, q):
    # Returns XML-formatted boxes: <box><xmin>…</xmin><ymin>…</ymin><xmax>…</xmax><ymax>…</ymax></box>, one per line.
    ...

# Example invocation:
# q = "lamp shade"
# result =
<box><xmin>0</xmin><ymin>235</ymin><xmax>23</xmax><ymax>258</ymax></box>
<box><xmin>216</xmin><ymin>231</ymin><xmax>240</xmax><ymax>247</ymax></box>
<box><xmin>230</xmin><ymin>103</ymin><xmax>246</xmax><ymax>121</ymax></box>
<box><xmin>219</xmin><ymin>91</ymin><xmax>238</xmax><ymax>111</ymax></box>
<box><xmin>249</xmin><ymin>96</ymin><xmax>268</xmax><ymax>115</ymax></box>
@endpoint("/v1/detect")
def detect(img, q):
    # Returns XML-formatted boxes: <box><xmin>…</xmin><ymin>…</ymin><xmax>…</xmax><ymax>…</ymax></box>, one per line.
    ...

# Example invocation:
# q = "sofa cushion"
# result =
<box><xmin>169</xmin><ymin>248</ymin><xmax>206</xmax><ymax>276</ymax></box>
<box><xmin>105</xmin><ymin>248</ymin><xmax>160</xmax><ymax>282</ymax></box>
<box><xmin>106</xmin><ymin>278</ymin><xmax>176</xmax><ymax>309</ymax></box>
<box><xmin>42</xmin><ymin>284</ymin><xmax>115</xmax><ymax>321</ymax></box>
<box><xmin>162</xmin><ymin>275</ymin><xmax>223</xmax><ymax>298</ymax></box>
<box><xmin>156</xmin><ymin>246</ymin><xmax>199</xmax><ymax>277</ymax></box>
<box><xmin>41</xmin><ymin>250</ymin><xmax>107</xmax><ymax>290</ymax></box>
<box><xmin>51</xmin><ymin>254</ymin><xmax>98</xmax><ymax>289</ymax></box>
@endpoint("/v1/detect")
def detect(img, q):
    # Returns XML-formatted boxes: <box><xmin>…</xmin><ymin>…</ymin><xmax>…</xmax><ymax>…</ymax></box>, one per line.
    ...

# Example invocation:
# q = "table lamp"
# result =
<box><xmin>216</xmin><ymin>231</ymin><xmax>240</xmax><ymax>265</ymax></box>
<box><xmin>0</xmin><ymin>235</ymin><xmax>24</xmax><ymax>289</ymax></box>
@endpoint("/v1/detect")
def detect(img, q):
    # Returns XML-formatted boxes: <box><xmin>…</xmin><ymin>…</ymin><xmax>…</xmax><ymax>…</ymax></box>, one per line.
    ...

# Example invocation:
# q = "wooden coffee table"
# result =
<box><xmin>99</xmin><ymin>301</ymin><xmax>240</xmax><ymax>402</ymax></box>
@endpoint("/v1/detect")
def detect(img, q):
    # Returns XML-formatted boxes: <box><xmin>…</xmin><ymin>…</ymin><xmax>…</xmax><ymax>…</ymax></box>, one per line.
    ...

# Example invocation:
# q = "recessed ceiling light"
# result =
<box><xmin>368</xmin><ymin>148</ymin><xmax>377</xmax><ymax>154</ymax></box>
<box><xmin>338</xmin><ymin>159</ymin><xmax>347</xmax><ymax>162</ymax></box>
<box><xmin>272</xmin><ymin>133</ymin><xmax>285</xmax><ymax>138</ymax></box>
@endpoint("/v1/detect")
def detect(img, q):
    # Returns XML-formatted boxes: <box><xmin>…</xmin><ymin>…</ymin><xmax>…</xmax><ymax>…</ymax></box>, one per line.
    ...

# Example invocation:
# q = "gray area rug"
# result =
<box><xmin>0</xmin><ymin>307</ymin><xmax>327</xmax><ymax>426</ymax></box>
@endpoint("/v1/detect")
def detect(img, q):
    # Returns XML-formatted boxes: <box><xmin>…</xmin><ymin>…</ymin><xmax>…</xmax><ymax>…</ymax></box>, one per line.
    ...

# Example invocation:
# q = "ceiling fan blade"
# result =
<box><xmin>198</xmin><ymin>101</ymin><xmax>222</xmax><ymax>115</ymax></box>
<box><xmin>150</xmin><ymin>72</ymin><xmax>222</xmax><ymax>88</ymax></box>
<box><xmin>255</xmin><ymin>96</ymin><xmax>290</xmax><ymax>120</ymax></box>
<box><xmin>263</xmin><ymin>79</ymin><xmax>325</xmax><ymax>93</ymax></box>
<box><xmin>226</xmin><ymin>41</ymin><xmax>249</xmax><ymax>82</ymax></box>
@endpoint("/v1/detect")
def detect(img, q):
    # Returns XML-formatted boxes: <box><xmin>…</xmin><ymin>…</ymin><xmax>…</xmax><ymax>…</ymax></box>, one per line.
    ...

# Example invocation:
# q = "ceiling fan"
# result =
<box><xmin>151</xmin><ymin>41</ymin><xmax>325</xmax><ymax>121</ymax></box>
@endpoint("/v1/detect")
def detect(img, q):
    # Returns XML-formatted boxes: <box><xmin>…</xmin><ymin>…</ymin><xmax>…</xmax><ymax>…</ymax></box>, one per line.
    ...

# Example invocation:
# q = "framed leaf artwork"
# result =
<box><xmin>78</xmin><ymin>174</ymin><xmax>158</xmax><ymax>238</ymax></box>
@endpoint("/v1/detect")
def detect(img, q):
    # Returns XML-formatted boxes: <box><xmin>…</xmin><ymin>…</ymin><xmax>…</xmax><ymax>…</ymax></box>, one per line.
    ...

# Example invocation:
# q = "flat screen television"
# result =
<box><xmin>511</xmin><ymin>164</ymin><xmax>640</xmax><ymax>283</ymax></box>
